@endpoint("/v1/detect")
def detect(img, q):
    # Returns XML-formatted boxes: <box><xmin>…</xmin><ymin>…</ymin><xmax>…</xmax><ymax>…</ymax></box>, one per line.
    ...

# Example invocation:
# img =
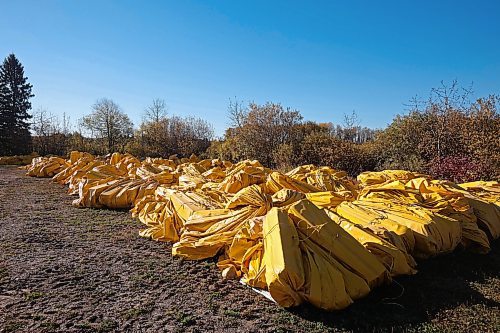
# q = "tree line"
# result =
<box><xmin>1</xmin><ymin>53</ymin><xmax>498</xmax><ymax>182</ymax></box>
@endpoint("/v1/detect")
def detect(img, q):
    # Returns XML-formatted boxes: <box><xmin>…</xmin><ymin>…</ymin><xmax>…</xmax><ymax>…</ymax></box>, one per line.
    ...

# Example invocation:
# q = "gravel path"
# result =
<box><xmin>0</xmin><ymin>166</ymin><xmax>499</xmax><ymax>333</ymax></box>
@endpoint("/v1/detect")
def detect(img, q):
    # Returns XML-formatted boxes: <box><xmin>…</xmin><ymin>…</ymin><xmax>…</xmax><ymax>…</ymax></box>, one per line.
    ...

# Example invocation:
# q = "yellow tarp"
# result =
<box><xmin>263</xmin><ymin>200</ymin><xmax>389</xmax><ymax>310</ymax></box>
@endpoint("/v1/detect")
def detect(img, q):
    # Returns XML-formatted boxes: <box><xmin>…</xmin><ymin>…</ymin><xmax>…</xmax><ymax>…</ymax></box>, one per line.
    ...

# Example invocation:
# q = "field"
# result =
<box><xmin>0</xmin><ymin>166</ymin><xmax>499</xmax><ymax>333</ymax></box>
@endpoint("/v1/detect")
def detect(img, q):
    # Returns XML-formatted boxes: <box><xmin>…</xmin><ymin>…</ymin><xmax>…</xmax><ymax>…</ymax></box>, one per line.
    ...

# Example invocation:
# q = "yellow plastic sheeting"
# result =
<box><xmin>336</xmin><ymin>201</ymin><xmax>416</xmax><ymax>254</ymax></box>
<box><xmin>271</xmin><ymin>189</ymin><xmax>306</xmax><ymax>208</ymax></box>
<box><xmin>459</xmin><ymin>181</ymin><xmax>500</xmax><ymax>205</ymax></box>
<box><xmin>285</xmin><ymin>164</ymin><xmax>317</xmax><ymax>179</ymax></box>
<box><xmin>359</xmin><ymin>179</ymin><xmax>489</xmax><ymax>253</ymax></box>
<box><xmin>357</xmin><ymin>170</ymin><xmax>425</xmax><ymax>187</ymax></box>
<box><xmin>305</xmin><ymin>191</ymin><xmax>354</xmax><ymax>209</ymax></box>
<box><xmin>99</xmin><ymin>179</ymin><xmax>158</xmax><ymax>209</ymax></box>
<box><xmin>288</xmin><ymin>200</ymin><xmax>389</xmax><ymax>289</ymax></box>
<box><xmin>176</xmin><ymin>164</ymin><xmax>207</xmax><ymax>189</ymax></box>
<box><xmin>218</xmin><ymin>164</ymin><xmax>268</xmax><ymax>193</ymax></box>
<box><xmin>466</xmin><ymin>197</ymin><xmax>500</xmax><ymax>240</ymax></box>
<box><xmin>324</xmin><ymin>209</ymin><xmax>416</xmax><ymax>276</ymax></box>
<box><xmin>263</xmin><ymin>208</ymin><xmax>306</xmax><ymax>308</ymax></box>
<box><xmin>134</xmin><ymin>164</ymin><xmax>177</xmax><ymax>183</ymax></box>
<box><xmin>265</xmin><ymin>172</ymin><xmax>321</xmax><ymax>194</ymax></box>
<box><xmin>202</xmin><ymin>167</ymin><xmax>227</xmax><ymax>182</ymax></box>
<box><xmin>172</xmin><ymin>185</ymin><xmax>271</xmax><ymax>260</ymax></box>
<box><xmin>263</xmin><ymin>201</ymin><xmax>389</xmax><ymax>311</ymax></box>
<box><xmin>149</xmin><ymin>158</ymin><xmax>177</xmax><ymax>169</ymax></box>
<box><xmin>0</xmin><ymin>154</ymin><xmax>36</xmax><ymax>166</ymax></box>
<box><xmin>131</xmin><ymin>196</ymin><xmax>177</xmax><ymax>241</ymax></box>
<box><xmin>405</xmin><ymin>178</ymin><xmax>490</xmax><ymax>253</ymax></box>
<box><xmin>25</xmin><ymin>156</ymin><xmax>69</xmax><ymax>178</ymax></box>
<box><xmin>72</xmin><ymin>178</ymin><xmax>158</xmax><ymax>209</ymax></box>
<box><xmin>437</xmin><ymin>180</ymin><xmax>500</xmax><ymax>240</ymax></box>
<box><xmin>135</xmin><ymin>188</ymin><xmax>222</xmax><ymax>242</ymax></box>
<box><xmin>217</xmin><ymin>216</ymin><xmax>266</xmax><ymax>287</ymax></box>
<box><xmin>287</xmin><ymin>166</ymin><xmax>358</xmax><ymax>196</ymax></box>
<box><xmin>69</xmin><ymin>151</ymin><xmax>94</xmax><ymax>164</ymax></box>
<box><xmin>345</xmin><ymin>199</ymin><xmax>462</xmax><ymax>258</ymax></box>
<box><xmin>23</xmin><ymin>151</ymin><xmax>500</xmax><ymax>311</ymax></box>
<box><xmin>358</xmin><ymin>180</ymin><xmax>469</xmax><ymax>255</ymax></box>
<box><xmin>72</xmin><ymin>179</ymin><xmax>122</xmax><ymax>208</ymax></box>
<box><xmin>405</xmin><ymin>178</ymin><xmax>500</xmax><ymax>242</ymax></box>
<box><xmin>55</xmin><ymin>158</ymin><xmax>108</xmax><ymax>196</ymax></box>
<box><xmin>459</xmin><ymin>181</ymin><xmax>500</xmax><ymax>238</ymax></box>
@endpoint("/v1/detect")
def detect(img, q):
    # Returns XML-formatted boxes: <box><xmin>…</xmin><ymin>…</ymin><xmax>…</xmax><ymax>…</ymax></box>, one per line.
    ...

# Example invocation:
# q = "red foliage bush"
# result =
<box><xmin>427</xmin><ymin>155</ymin><xmax>490</xmax><ymax>183</ymax></box>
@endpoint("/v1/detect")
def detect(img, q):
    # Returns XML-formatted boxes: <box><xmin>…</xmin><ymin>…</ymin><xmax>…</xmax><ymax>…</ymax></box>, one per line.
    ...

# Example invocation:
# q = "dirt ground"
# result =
<box><xmin>0</xmin><ymin>166</ymin><xmax>499</xmax><ymax>333</ymax></box>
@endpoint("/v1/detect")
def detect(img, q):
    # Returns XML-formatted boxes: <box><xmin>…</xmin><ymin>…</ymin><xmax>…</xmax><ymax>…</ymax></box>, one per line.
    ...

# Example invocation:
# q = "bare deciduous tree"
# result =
<box><xmin>32</xmin><ymin>107</ymin><xmax>68</xmax><ymax>155</ymax></box>
<box><xmin>32</xmin><ymin>107</ymin><xmax>60</xmax><ymax>138</ymax></box>
<box><xmin>81</xmin><ymin>98</ymin><xmax>133</xmax><ymax>153</ymax></box>
<box><xmin>145</xmin><ymin>98</ymin><xmax>167</xmax><ymax>123</ymax></box>
<box><xmin>227</xmin><ymin>98</ymin><xmax>248</xmax><ymax>128</ymax></box>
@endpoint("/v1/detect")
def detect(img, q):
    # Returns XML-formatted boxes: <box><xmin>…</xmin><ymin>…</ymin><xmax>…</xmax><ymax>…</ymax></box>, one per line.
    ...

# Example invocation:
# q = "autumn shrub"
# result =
<box><xmin>427</xmin><ymin>155</ymin><xmax>491</xmax><ymax>183</ymax></box>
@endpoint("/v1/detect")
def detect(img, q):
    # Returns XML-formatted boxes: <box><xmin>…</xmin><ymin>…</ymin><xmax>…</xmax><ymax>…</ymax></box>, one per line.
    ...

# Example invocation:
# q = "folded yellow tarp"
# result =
<box><xmin>26</xmin><ymin>156</ymin><xmax>69</xmax><ymax>178</ymax></box>
<box><xmin>324</xmin><ymin>209</ymin><xmax>416</xmax><ymax>276</ymax></box>
<box><xmin>288</xmin><ymin>200</ymin><xmax>389</xmax><ymax>289</ymax></box>
<box><xmin>172</xmin><ymin>185</ymin><xmax>271</xmax><ymax>260</ymax></box>
<box><xmin>336</xmin><ymin>201</ymin><xmax>416</xmax><ymax>254</ymax></box>
<box><xmin>350</xmin><ymin>199</ymin><xmax>462</xmax><ymax>258</ymax></box>
<box><xmin>263</xmin><ymin>207</ymin><xmax>306</xmax><ymax>308</ymax></box>
<box><xmin>405</xmin><ymin>178</ymin><xmax>490</xmax><ymax>253</ymax></box>
<box><xmin>264</xmin><ymin>200</ymin><xmax>389</xmax><ymax>311</ymax></box>
<box><xmin>357</xmin><ymin>170</ymin><xmax>425</xmax><ymax>186</ymax></box>
<box><xmin>265</xmin><ymin>171</ymin><xmax>321</xmax><ymax>194</ymax></box>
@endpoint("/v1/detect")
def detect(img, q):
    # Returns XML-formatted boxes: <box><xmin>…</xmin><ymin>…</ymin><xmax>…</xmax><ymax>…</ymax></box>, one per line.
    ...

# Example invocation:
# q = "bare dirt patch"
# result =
<box><xmin>0</xmin><ymin>166</ymin><xmax>498</xmax><ymax>332</ymax></box>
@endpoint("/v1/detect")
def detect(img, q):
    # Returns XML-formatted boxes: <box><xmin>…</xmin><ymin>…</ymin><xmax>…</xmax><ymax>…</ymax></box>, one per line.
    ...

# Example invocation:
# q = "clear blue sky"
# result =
<box><xmin>1</xmin><ymin>0</ymin><xmax>499</xmax><ymax>136</ymax></box>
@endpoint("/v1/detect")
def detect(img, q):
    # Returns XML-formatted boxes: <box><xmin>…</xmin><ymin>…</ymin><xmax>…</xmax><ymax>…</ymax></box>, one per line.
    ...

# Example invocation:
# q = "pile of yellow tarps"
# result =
<box><xmin>173</xmin><ymin>185</ymin><xmax>271</xmax><ymax>260</ymax></box>
<box><xmin>0</xmin><ymin>153</ymin><xmax>37</xmax><ymax>166</ymax></box>
<box><xmin>25</xmin><ymin>156</ymin><xmax>69</xmax><ymax>177</ymax></box>
<box><xmin>459</xmin><ymin>181</ymin><xmax>500</xmax><ymax>205</ymax></box>
<box><xmin>288</xmin><ymin>165</ymin><xmax>358</xmax><ymax>195</ymax></box>
<box><xmin>25</xmin><ymin>153</ymin><xmax>500</xmax><ymax>311</ymax></box>
<box><xmin>404</xmin><ymin>178</ymin><xmax>491</xmax><ymax>252</ymax></box>
<box><xmin>357</xmin><ymin>170</ymin><xmax>426</xmax><ymax>186</ymax></box>
<box><xmin>324</xmin><ymin>210</ymin><xmax>417</xmax><ymax>276</ymax></box>
<box><xmin>262</xmin><ymin>200</ymin><xmax>389</xmax><ymax>310</ymax></box>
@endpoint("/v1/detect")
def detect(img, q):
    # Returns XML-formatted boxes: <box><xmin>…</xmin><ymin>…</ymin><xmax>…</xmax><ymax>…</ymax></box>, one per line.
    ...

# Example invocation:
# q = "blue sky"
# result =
<box><xmin>1</xmin><ymin>0</ymin><xmax>499</xmax><ymax>136</ymax></box>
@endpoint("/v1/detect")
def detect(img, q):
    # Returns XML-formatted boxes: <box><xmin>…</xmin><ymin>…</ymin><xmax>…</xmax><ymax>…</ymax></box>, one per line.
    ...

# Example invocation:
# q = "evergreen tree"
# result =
<box><xmin>0</xmin><ymin>54</ymin><xmax>34</xmax><ymax>155</ymax></box>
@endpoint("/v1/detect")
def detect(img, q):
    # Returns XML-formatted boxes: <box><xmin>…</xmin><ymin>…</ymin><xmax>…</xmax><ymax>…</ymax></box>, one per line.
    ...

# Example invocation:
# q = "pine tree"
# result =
<box><xmin>0</xmin><ymin>54</ymin><xmax>34</xmax><ymax>155</ymax></box>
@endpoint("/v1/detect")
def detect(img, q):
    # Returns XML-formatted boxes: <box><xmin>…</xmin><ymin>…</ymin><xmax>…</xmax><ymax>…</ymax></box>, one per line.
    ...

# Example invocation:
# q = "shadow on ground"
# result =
<box><xmin>288</xmin><ymin>242</ymin><xmax>500</xmax><ymax>332</ymax></box>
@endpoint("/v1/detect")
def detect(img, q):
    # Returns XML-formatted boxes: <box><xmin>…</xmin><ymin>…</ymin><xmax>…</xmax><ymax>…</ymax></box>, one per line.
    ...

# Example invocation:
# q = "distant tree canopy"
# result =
<box><xmin>0</xmin><ymin>58</ymin><xmax>496</xmax><ymax>184</ymax></box>
<box><xmin>0</xmin><ymin>54</ymin><xmax>34</xmax><ymax>155</ymax></box>
<box><xmin>128</xmin><ymin>99</ymin><xmax>214</xmax><ymax>158</ymax></box>
<box><xmin>225</xmin><ymin>101</ymin><xmax>303</xmax><ymax>167</ymax></box>
<box><xmin>31</xmin><ymin>108</ymin><xmax>72</xmax><ymax>156</ymax></box>
<box><xmin>378</xmin><ymin>82</ymin><xmax>500</xmax><ymax>181</ymax></box>
<box><xmin>206</xmin><ymin>82</ymin><xmax>499</xmax><ymax>180</ymax></box>
<box><xmin>212</xmin><ymin>101</ymin><xmax>379</xmax><ymax>173</ymax></box>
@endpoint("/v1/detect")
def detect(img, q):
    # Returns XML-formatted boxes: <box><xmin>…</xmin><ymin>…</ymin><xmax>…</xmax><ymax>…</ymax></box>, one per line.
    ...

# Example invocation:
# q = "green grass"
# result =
<box><xmin>3</xmin><ymin>321</ymin><xmax>23</xmax><ymax>332</ymax></box>
<box><xmin>177</xmin><ymin>313</ymin><xmax>195</xmax><ymax>326</ymax></box>
<box><xmin>97</xmin><ymin>319</ymin><xmax>118</xmax><ymax>332</ymax></box>
<box><xmin>223</xmin><ymin>309</ymin><xmax>241</xmax><ymax>318</ymax></box>
<box><xmin>24</xmin><ymin>291</ymin><xmax>45</xmax><ymax>301</ymax></box>
<box><xmin>74</xmin><ymin>323</ymin><xmax>93</xmax><ymax>330</ymax></box>
<box><xmin>166</xmin><ymin>309</ymin><xmax>196</xmax><ymax>327</ymax></box>
<box><xmin>123</xmin><ymin>306</ymin><xmax>152</xmax><ymax>319</ymax></box>
<box><xmin>40</xmin><ymin>321</ymin><xmax>60</xmax><ymax>331</ymax></box>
